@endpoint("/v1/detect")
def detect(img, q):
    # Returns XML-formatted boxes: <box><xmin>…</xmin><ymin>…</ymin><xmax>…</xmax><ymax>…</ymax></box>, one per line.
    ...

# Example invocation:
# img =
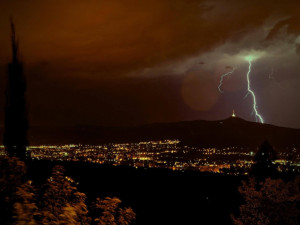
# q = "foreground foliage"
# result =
<box><xmin>232</xmin><ymin>177</ymin><xmax>300</xmax><ymax>225</ymax></box>
<box><xmin>0</xmin><ymin>157</ymin><xmax>135</xmax><ymax>225</ymax></box>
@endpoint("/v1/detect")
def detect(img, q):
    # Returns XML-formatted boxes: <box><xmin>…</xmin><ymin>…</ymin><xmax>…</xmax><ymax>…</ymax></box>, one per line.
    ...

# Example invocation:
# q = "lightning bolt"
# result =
<box><xmin>218</xmin><ymin>67</ymin><xmax>236</xmax><ymax>93</ymax></box>
<box><xmin>245</xmin><ymin>59</ymin><xmax>264</xmax><ymax>123</ymax></box>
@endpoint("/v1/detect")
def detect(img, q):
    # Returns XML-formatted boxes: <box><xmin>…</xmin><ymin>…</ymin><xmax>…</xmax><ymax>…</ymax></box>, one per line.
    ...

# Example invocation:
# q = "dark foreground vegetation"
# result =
<box><xmin>0</xmin><ymin>157</ymin><xmax>136</xmax><ymax>225</ymax></box>
<box><xmin>2</xmin><ymin>157</ymin><xmax>242</xmax><ymax>225</ymax></box>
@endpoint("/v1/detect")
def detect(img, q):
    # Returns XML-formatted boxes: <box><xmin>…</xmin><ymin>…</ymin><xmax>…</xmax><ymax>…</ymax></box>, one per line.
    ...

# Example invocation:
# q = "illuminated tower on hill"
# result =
<box><xmin>3</xmin><ymin>20</ymin><xmax>28</xmax><ymax>160</ymax></box>
<box><xmin>232</xmin><ymin>109</ymin><xmax>236</xmax><ymax>117</ymax></box>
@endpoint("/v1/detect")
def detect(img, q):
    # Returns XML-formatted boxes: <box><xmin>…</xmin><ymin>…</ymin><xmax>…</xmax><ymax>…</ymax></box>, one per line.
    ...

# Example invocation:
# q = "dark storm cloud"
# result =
<box><xmin>0</xmin><ymin>0</ymin><xmax>300</xmax><ymax>127</ymax></box>
<box><xmin>1</xmin><ymin>0</ymin><xmax>299</xmax><ymax>79</ymax></box>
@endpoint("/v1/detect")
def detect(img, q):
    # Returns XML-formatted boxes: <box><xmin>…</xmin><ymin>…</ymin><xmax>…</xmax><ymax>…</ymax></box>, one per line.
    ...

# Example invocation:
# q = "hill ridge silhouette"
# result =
<box><xmin>1</xmin><ymin>117</ymin><xmax>298</xmax><ymax>149</ymax></box>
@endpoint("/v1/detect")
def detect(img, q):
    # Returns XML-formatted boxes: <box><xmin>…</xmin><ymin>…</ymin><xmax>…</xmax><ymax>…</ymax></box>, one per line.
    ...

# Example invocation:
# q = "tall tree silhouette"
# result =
<box><xmin>250</xmin><ymin>140</ymin><xmax>278</xmax><ymax>180</ymax></box>
<box><xmin>3</xmin><ymin>20</ymin><xmax>28</xmax><ymax>160</ymax></box>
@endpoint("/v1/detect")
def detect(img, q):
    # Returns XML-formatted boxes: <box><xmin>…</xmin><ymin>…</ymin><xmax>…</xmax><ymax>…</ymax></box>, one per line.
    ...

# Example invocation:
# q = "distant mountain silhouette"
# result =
<box><xmin>1</xmin><ymin>117</ymin><xmax>299</xmax><ymax>149</ymax></box>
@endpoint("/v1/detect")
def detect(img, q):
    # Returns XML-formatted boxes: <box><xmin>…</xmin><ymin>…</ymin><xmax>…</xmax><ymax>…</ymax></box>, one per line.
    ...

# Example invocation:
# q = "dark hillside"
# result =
<box><xmin>2</xmin><ymin>117</ymin><xmax>298</xmax><ymax>148</ymax></box>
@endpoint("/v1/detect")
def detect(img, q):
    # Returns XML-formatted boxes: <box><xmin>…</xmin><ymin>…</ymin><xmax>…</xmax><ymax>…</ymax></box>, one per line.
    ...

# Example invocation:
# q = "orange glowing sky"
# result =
<box><xmin>1</xmin><ymin>0</ymin><xmax>300</xmax><ymax>128</ymax></box>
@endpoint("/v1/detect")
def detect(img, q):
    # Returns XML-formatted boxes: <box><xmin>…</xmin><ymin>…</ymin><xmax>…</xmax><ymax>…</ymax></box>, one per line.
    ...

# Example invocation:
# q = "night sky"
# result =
<box><xmin>0</xmin><ymin>0</ymin><xmax>300</xmax><ymax>128</ymax></box>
